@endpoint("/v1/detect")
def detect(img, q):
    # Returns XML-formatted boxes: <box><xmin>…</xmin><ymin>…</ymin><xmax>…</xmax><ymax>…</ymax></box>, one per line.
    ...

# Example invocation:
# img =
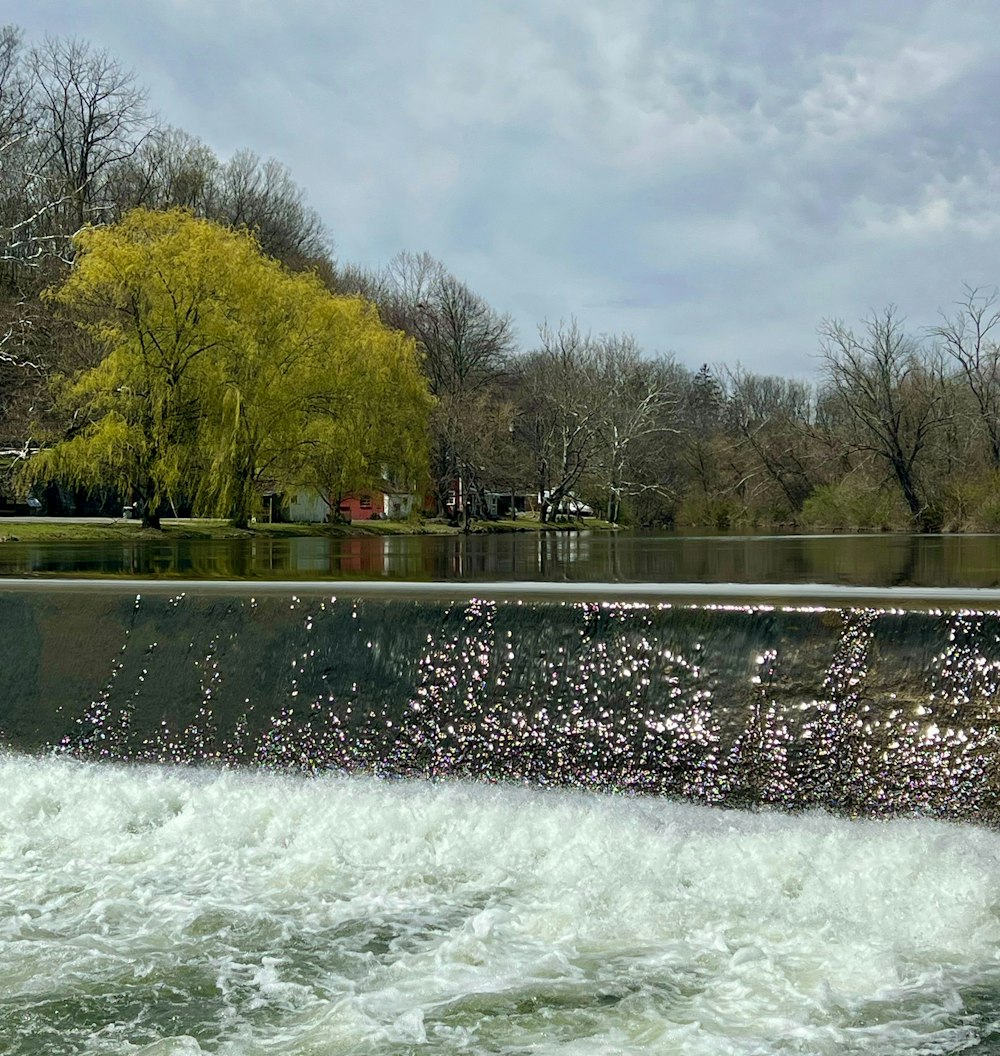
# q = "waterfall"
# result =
<box><xmin>4</xmin><ymin>580</ymin><xmax>1000</xmax><ymax>823</ymax></box>
<box><xmin>6</xmin><ymin>578</ymin><xmax>1000</xmax><ymax>1053</ymax></box>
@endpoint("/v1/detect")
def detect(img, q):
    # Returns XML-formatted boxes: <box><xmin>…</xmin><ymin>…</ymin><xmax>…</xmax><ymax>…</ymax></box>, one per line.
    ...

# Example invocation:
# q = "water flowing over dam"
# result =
<box><xmin>4</xmin><ymin>579</ymin><xmax>1000</xmax><ymax>823</ymax></box>
<box><xmin>7</xmin><ymin>576</ymin><xmax>1000</xmax><ymax>1053</ymax></box>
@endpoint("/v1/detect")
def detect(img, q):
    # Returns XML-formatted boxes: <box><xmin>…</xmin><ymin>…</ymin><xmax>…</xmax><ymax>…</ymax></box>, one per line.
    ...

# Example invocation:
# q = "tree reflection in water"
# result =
<box><xmin>3</xmin><ymin>531</ymin><xmax>1000</xmax><ymax>586</ymax></box>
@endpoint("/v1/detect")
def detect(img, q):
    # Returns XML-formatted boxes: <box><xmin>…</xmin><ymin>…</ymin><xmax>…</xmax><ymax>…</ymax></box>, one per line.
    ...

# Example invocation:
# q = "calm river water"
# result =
<box><xmin>6</xmin><ymin>528</ymin><xmax>1000</xmax><ymax>585</ymax></box>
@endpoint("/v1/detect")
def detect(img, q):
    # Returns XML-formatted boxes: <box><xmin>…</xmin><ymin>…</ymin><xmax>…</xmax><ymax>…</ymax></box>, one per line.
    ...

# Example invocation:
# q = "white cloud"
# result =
<box><xmin>12</xmin><ymin>0</ymin><xmax>1000</xmax><ymax>376</ymax></box>
<box><xmin>794</xmin><ymin>44</ymin><xmax>973</xmax><ymax>143</ymax></box>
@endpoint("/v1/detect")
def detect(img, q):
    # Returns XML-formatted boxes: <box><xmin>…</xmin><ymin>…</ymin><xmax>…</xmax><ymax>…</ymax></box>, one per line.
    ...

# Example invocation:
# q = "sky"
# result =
<box><xmin>9</xmin><ymin>0</ymin><xmax>1000</xmax><ymax>377</ymax></box>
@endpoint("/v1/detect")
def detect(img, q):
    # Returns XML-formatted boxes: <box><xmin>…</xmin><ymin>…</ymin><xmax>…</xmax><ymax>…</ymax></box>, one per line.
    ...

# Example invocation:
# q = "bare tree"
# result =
<box><xmin>379</xmin><ymin>251</ymin><xmax>515</xmax><ymax>398</ymax></box>
<box><xmin>0</xmin><ymin>25</ymin><xmax>64</xmax><ymax>270</ymax></box>
<box><xmin>215</xmin><ymin>149</ymin><xmax>329</xmax><ymax>266</ymax></box>
<box><xmin>434</xmin><ymin>386</ymin><xmax>523</xmax><ymax>524</ymax></box>
<box><xmin>514</xmin><ymin>320</ymin><xmax>602</xmax><ymax>522</ymax></box>
<box><xmin>931</xmin><ymin>285</ymin><xmax>1000</xmax><ymax>468</ymax></box>
<box><xmin>593</xmin><ymin>335</ymin><xmax>678</xmax><ymax>523</ymax></box>
<box><xmin>107</xmin><ymin>126</ymin><xmax>220</xmax><ymax>216</ymax></box>
<box><xmin>819</xmin><ymin>307</ymin><xmax>951</xmax><ymax>528</ymax></box>
<box><xmin>0</xmin><ymin>25</ymin><xmax>25</xmax><ymax>142</ymax></box>
<box><xmin>724</xmin><ymin>367</ymin><xmax>817</xmax><ymax>515</ymax></box>
<box><xmin>674</xmin><ymin>363</ymin><xmax>731</xmax><ymax>508</ymax></box>
<box><xmin>327</xmin><ymin>260</ymin><xmax>389</xmax><ymax>302</ymax></box>
<box><xmin>0</xmin><ymin>28</ymin><xmax>77</xmax><ymax>405</ymax></box>
<box><xmin>106</xmin><ymin>136</ymin><xmax>331</xmax><ymax>270</ymax></box>
<box><xmin>29</xmin><ymin>35</ymin><xmax>153</xmax><ymax>231</ymax></box>
<box><xmin>352</xmin><ymin>251</ymin><xmax>516</xmax><ymax>515</ymax></box>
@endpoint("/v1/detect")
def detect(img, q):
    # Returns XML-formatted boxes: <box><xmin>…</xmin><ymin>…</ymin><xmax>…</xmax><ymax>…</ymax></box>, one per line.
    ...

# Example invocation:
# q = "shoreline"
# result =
<box><xmin>0</xmin><ymin>515</ymin><xmax>619</xmax><ymax>543</ymax></box>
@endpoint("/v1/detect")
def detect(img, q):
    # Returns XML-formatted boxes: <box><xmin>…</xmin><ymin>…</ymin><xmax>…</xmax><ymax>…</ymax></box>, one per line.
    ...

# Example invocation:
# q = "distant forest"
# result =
<box><xmin>4</xmin><ymin>24</ymin><xmax>1000</xmax><ymax>531</ymax></box>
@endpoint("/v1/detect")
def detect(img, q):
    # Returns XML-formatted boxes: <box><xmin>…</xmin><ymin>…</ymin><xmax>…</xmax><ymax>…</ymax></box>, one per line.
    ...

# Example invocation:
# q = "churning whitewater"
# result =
<box><xmin>2</xmin><ymin>756</ymin><xmax>1000</xmax><ymax>1054</ymax></box>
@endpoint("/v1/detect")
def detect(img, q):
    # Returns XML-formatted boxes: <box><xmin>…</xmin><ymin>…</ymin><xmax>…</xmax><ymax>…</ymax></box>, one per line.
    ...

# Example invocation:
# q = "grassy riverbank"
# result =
<box><xmin>0</xmin><ymin>514</ymin><xmax>617</xmax><ymax>543</ymax></box>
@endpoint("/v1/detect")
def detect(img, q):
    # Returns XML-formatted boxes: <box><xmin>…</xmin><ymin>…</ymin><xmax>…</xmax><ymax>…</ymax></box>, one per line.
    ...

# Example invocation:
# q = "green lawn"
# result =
<box><xmin>0</xmin><ymin>514</ymin><xmax>616</xmax><ymax>543</ymax></box>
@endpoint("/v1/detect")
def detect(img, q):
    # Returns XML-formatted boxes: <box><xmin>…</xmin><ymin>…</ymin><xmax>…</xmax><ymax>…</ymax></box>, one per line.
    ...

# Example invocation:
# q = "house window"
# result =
<box><xmin>360</xmin><ymin>495</ymin><xmax>372</xmax><ymax>510</ymax></box>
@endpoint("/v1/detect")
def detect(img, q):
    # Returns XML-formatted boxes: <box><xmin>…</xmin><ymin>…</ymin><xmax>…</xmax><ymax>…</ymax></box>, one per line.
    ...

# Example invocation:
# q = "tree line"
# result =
<box><xmin>6</xmin><ymin>25</ymin><xmax>1000</xmax><ymax>531</ymax></box>
<box><xmin>333</xmin><ymin>255</ymin><xmax>1000</xmax><ymax>533</ymax></box>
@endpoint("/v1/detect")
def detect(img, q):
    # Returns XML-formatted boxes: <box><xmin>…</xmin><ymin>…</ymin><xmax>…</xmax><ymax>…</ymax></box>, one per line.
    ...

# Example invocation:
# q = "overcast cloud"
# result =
<box><xmin>9</xmin><ymin>0</ymin><xmax>1000</xmax><ymax>376</ymax></box>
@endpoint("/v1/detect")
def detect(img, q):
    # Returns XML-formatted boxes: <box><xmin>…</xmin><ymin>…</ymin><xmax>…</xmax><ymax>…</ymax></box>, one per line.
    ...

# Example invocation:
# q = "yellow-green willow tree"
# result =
<box><xmin>27</xmin><ymin>208</ymin><xmax>432</xmax><ymax>526</ymax></box>
<box><xmin>295</xmin><ymin>301</ymin><xmax>433</xmax><ymax>517</ymax></box>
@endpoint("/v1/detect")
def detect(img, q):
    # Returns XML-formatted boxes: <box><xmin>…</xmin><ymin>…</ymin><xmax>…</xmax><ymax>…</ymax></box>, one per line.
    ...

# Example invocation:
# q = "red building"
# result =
<box><xmin>334</xmin><ymin>492</ymin><xmax>383</xmax><ymax>521</ymax></box>
<box><xmin>283</xmin><ymin>486</ymin><xmax>417</xmax><ymax>523</ymax></box>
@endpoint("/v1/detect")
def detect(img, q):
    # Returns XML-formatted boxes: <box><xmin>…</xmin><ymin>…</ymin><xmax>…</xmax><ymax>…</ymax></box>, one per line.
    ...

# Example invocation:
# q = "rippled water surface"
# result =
<box><xmin>3</xmin><ymin>757</ymin><xmax>1000</xmax><ymax>1054</ymax></box>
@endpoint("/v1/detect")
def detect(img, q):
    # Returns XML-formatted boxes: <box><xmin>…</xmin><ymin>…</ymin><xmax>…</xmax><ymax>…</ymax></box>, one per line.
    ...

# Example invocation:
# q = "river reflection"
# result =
<box><xmin>5</xmin><ymin>530</ymin><xmax>1000</xmax><ymax>586</ymax></box>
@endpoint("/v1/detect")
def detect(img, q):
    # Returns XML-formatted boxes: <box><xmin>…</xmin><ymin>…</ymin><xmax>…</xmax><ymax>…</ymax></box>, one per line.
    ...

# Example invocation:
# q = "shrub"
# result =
<box><xmin>801</xmin><ymin>480</ymin><xmax>909</xmax><ymax>530</ymax></box>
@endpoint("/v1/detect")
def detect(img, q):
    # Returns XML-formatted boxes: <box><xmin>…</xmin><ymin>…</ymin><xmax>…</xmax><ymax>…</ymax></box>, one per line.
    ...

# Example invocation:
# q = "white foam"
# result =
<box><xmin>1</xmin><ymin>754</ymin><xmax>998</xmax><ymax>1054</ymax></box>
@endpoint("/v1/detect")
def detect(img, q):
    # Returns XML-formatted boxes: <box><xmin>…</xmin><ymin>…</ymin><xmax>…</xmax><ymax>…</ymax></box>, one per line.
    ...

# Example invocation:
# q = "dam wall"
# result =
<box><xmin>2</xmin><ymin>581</ymin><xmax>999</xmax><ymax>820</ymax></box>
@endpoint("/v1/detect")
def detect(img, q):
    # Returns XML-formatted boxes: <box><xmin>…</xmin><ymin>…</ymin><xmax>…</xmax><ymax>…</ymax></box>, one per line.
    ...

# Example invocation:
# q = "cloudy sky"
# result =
<box><xmin>10</xmin><ymin>1</ymin><xmax>1000</xmax><ymax>376</ymax></box>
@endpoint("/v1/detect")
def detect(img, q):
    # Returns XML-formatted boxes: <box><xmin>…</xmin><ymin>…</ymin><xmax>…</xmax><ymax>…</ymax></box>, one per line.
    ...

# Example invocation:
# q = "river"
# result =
<box><xmin>6</xmin><ymin>528</ymin><xmax>1000</xmax><ymax>585</ymax></box>
<box><xmin>2</xmin><ymin>531</ymin><xmax>1000</xmax><ymax>1054</ymax></box>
